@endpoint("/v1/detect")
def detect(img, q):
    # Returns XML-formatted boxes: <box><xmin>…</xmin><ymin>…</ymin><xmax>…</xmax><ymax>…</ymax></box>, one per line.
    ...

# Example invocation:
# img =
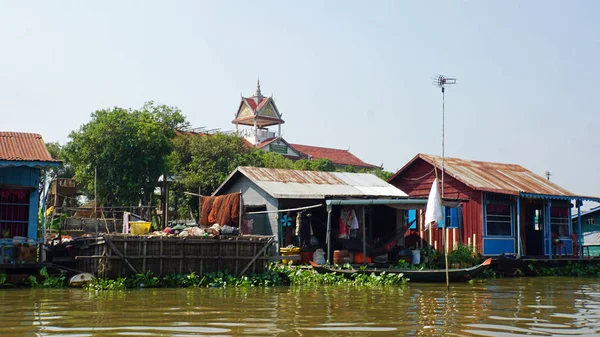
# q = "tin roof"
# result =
<box><xmin>214</xmin><ymin>166</ymin><xmax>408</xmax><ymax>199</ymax></box>
<box><xmin>393</xmin><ymin>153</ymin><xmax>581</xmax><ymax>197</ymax></box>
<box><xmin>0</xmin><ymin>132</ymin><xmax>59</xmax><ymax>164</ymax></box>
<box><xmin>289</xmin><ymin>143</ymin><xmax>379</xmax><ymax>169</ymax></box>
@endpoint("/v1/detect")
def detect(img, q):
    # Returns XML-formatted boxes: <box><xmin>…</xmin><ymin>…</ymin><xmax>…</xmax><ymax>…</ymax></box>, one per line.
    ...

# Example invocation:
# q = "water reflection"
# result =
<box><xmin>0</xmin><ymin>278</ymin><xmax>599</xmax><ymax>336</ymax></box>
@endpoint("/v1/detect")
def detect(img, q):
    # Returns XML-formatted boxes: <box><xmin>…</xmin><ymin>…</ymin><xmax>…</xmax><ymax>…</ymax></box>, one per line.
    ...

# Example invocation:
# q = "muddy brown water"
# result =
<box><xmin>1</xmin><ymin>277</ymin><xmax>599</xmax><ymax>336</ymax></box>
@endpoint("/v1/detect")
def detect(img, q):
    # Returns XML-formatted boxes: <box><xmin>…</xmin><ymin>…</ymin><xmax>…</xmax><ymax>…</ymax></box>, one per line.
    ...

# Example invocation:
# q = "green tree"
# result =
<box><xmin>45</xmin><ymin>142</ymin><xmax>75</xmax><ymax>178</ymax></box>
<box><xmin>171</xmin><ymin>133</ymin><xmax>262</xmax><ymax>196</ymax></box>
<box><xmin>62</xmin><ymin>102</ymin><xmax>187</xmax><ymax>206</ymax></box>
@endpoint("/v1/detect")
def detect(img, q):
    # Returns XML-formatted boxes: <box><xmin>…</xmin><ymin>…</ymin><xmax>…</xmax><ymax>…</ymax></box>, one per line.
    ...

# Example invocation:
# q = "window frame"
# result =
<box><xmin>485</xmin><ymin>202</ymin><xmax>513</xmax><ymax>237</ymax></box>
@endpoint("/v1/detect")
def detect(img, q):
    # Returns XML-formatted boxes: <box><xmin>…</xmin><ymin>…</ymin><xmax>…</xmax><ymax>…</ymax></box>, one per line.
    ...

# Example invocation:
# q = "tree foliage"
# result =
<box><xmin>45</xmin><ymin>142</ymin><xmax>75</xmax><ymax>178</ymax></box>
<box><xmin>62</xmin><ymin>102</ymin><xmax>187</xmax><ymax>206</ymax></box>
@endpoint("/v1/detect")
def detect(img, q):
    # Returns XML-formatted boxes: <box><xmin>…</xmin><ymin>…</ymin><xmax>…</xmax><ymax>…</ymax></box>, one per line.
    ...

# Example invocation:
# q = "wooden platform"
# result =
<box><xmin>51</xmin><ymin>234</ymin><xmax>276</xmax><ymax>278</ymax></box>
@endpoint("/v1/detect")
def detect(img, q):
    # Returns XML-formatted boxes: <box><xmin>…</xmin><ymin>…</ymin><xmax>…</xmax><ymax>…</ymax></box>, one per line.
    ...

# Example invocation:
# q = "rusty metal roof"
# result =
<box><xmin>417</xmin><ymin>154</ymin><xmax>577</xmax><ymax>196</ymax></box>
<box><xmin>214</xmin><ymin>166</ymin><xmax>408</xmax><ymax>199</ymax></box>
<box><xmin>0</xmin><ymin>132</ymin><xmax>59</xmax><ymax>165</ymax></box>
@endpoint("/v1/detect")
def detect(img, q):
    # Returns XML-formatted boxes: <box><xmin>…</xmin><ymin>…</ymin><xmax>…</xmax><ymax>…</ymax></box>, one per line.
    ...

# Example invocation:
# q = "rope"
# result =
<box><xmin>399</xmin><ymin>168</ymin><xmax>435</xmax><ymax>181</ymax></box>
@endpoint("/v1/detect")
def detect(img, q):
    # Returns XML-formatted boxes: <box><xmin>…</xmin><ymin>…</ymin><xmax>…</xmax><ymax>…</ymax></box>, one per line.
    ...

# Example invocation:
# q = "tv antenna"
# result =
<box><xmin>431</xmin><ymin>74</ymin><xmax>457</xmax><ymax>199</ymax></box>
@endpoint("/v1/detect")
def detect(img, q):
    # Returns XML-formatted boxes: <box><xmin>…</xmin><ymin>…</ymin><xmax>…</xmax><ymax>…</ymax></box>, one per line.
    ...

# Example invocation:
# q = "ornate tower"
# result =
<box><xmin>233</xmin><ymin>80</ymin><xmax>284</xmax><ymax>145</ymax></box>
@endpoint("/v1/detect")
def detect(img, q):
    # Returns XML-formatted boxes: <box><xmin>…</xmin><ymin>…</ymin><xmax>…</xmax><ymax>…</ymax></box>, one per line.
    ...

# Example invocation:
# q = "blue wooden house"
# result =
<box><xmin>0</xmin><ymin>132</ymin><xmax>60</xmax><ymax>247</ymax></box>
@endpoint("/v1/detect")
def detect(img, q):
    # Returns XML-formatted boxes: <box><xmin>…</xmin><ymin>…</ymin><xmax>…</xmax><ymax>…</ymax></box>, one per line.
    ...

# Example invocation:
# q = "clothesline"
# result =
<box><xmin>246</xmin><ymin>203</ymin><xmax>323</xmax><ymax>215</ymax></box>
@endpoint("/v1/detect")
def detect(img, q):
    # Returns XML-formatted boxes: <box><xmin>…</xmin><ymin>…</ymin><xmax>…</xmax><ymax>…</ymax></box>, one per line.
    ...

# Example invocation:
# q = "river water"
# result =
<box><xmin>1</xmin><ymin>277</ymin><xmax>599</xmax><ymax>336</ymax></box>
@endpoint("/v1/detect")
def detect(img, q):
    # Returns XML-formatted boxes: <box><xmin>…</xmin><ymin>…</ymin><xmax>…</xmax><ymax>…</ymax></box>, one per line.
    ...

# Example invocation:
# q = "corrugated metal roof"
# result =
<box><xmin>289</xmin><ymin>143</ymin><xmax>379</xmax><ymax>169</ymax></box>
<box><xmin>216</xmin><ymin>166</ymin><xmax>407</xmax><ymax>199</ymax></box>
<box><xmin>0</xmin><ymin>132</ymin><xmax>58</xmax><ymax>163</ymax></box>
<box><xmin>418</xmin><ymin>154</ymin><xmax>576</xmax><ymax>196</ymax></box>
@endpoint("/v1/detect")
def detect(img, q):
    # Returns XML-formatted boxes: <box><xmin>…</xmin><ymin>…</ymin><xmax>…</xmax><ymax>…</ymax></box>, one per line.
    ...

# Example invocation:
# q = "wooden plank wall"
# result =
<box><xmin>390</xmin><ymin>158</ymin><xmax>483</xmax><ymax>254</ymax></box>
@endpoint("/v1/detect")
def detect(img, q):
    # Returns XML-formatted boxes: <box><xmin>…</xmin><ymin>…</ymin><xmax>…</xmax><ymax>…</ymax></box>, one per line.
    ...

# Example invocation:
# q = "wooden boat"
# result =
<box><xmin>309</xmin><ymin>258</ymin><xmax>492</xmax><ymax>283</ymax></box>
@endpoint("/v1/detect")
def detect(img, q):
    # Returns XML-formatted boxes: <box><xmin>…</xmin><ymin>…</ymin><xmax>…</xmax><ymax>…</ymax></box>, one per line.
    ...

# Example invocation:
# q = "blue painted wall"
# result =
<box><xmin>0</xmin><ymin>166</ymin><xmax>41</xmax><ymax>241</ymax></box>
<box><xmin>0</xmin><ymin>167</ymin><xmax>40</xmax><ymax>187</ymax></box>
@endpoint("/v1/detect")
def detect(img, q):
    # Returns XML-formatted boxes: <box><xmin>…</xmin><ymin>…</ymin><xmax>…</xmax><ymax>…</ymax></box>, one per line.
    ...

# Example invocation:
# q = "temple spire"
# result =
<box><xmin>254</xmin><ymin>78</ymin><xmax>263</xmax><ymax>98</ymax></box>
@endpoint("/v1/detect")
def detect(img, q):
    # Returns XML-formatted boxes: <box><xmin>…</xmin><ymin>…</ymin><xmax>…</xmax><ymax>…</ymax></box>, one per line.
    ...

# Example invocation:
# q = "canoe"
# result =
<box><xmin>309</xmin><ymin>258</ymin><xmax>492</xmax><ymax>283</ymax></box>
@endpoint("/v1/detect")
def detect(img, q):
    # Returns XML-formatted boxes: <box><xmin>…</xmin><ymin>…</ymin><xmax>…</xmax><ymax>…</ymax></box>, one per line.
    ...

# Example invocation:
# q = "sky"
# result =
<box><xmin>1</xmin><ymin>1</ymin><xmax>600</xmax><ymax>202</ymax></box>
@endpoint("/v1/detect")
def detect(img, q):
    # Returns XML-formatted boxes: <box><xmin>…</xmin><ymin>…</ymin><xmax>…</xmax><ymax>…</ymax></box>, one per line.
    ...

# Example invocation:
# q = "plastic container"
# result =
<box><xmin>333</xmin><ymin>250</ymin><xmax>350</xmax><ymax>265</ymax></box>
<box><xmin>354</xmin><ymin>252</ymin><xmax>373</xmax><ymax>264</ymax></box>
<box><xmin>313</xmin><ymin>249</ymin><xmax>326</xmax><ymax>265</ymax></box>
<box><xmin>280</xmin><ymin>246</ymin><xmax>301</xmax><ymax>265</ymax></box>
<box><xmin>411</xmin><ymin>249</ymin><xmax>421</xmax><ymax>265</ymax></box>
<box><xmin>129</xmin><ymin>221</ymin><xmax>151</xmax><ymax>235</ymax></box>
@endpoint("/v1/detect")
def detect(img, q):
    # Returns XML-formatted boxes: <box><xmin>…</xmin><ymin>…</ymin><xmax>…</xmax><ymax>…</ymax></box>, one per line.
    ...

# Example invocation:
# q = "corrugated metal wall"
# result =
<box><xmin>217</xmin><ymin>174</ymin><xmax>280</xmax><ymax>245</ymax></box>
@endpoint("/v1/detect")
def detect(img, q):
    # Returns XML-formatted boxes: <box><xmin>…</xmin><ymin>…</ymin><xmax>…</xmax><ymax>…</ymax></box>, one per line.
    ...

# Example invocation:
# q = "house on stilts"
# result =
<box><xmin>388</xmin><ymin>154</ymin><xmax>600</xmax><ymax>258</ymax></box>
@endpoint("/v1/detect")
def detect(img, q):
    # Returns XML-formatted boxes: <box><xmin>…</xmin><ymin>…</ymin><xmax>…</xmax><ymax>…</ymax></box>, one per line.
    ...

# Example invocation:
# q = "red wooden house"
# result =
<box><xmin>388</xmin><ymin>154</ymin><xmax>600</xmax><ymax>258</ymax></box>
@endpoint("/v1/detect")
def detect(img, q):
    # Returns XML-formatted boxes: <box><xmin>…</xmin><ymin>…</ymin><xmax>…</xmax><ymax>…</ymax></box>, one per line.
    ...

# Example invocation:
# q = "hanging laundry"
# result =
<box><xmin>339</xmin><ymin>207</ymin><xmax>359</xmax><ymax>239</ymax></box>
<box><xmin>295</xmin><ymin>212</ymin><xmax>302</xmax><ymax>236</ymax></box>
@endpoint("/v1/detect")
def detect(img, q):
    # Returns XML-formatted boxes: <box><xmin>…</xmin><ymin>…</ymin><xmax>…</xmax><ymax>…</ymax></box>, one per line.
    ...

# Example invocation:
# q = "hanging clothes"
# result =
<box><xmin>295</xmin><ymin>212</ymin><xmax>302</xmax><ymax>236</ymax></box>
<box><xmin>339</xmin><ymin>207</ymin><xmax>359</xmax><ymax>239</ymax></box>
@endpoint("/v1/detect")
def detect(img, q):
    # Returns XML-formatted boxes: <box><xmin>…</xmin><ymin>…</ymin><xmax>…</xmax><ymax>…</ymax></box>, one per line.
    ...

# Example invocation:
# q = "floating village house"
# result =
<box><xmin>570</xmin><ymin>206</ymin><xmax>600</xmax><ymax>256</ymax></box>
<box><xmin>213</xmin><ymin>166</ymin><xmax>425</xmax><ymax>261</ymax></box>
<box><xmin>232</xmin><ymin>80</ymin><xmax>379</xmax><ymax>170</ymax></box>
<box><xmin>0</xmin><ymin>132</ymin><xmax>59</xmax><ymax>252</ymax></box>
<box><xmin>388</xmin><ymin>154</ymin><xmax>600</xmax><ymax>258</ymax></box>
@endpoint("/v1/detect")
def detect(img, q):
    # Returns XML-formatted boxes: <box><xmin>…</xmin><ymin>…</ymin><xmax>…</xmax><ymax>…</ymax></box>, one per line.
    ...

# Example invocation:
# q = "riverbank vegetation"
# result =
<box><xmin>2</xmin><ymin>260</ymin><xmax>600</xmax><ymax>290</ymax></box>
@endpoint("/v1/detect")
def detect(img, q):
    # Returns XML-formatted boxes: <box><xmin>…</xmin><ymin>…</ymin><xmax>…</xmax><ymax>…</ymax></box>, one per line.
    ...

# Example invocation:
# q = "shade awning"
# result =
<box><xmin>520</xmin><ymin>192</ymin><xmax>600</xmax><ymax>203</ymax></box>
<box><xmin>325</xmin><ymin>198</ymin><xmax>463</xmax><ymax>209</ymax></box>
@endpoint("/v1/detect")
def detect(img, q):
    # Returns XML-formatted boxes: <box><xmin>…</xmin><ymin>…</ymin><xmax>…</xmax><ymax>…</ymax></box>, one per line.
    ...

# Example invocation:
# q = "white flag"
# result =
<box><xmin>424</xmin><ymin>178</ymin><xmax>443</xmax><ymax>230</ymax></box>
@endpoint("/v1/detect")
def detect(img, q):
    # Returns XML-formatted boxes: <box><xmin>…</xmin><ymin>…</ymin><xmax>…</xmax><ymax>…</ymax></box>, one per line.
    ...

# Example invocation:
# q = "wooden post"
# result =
<box><xmin>362</xmin><ymin>206</ymin><xmax>366</xmax><ymax>264</ymax></box>
<box><xmin>516</xmin><ymin>196</ymin><xmax>521</xmax><ymax>258</ymax></box>
<box><xmin>159</xmin><ymin>239</ymin><xmax>163</xmax><ymax>275</ymax></box>
<box><xmin>142</xmin><ymin>239</ymin><xmax>147</xmax><ymax>273</ymax></box>
<box><xmin>326</xmin><ymin>205</ymin><xmax>332</xmax><ymax>264</ymax></box>
<box><xmin>238</xmin><ymin>191</ymin><xmax>243</xmax><ymax>235</ymax></box>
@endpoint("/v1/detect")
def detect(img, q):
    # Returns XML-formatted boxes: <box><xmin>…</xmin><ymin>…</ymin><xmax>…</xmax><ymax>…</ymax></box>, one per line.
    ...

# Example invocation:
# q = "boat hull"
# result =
<box><xmin>309</xmin><ymin>258</ymin><xmax>492</xmax><ymax>283</ymax></box>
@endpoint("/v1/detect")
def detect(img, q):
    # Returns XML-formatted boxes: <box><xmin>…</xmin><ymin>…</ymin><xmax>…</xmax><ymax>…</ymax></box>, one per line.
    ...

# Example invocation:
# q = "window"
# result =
<box><xmin>270</xmin><ymin>144</ymin><xmax>288</xmax><ymax>154</ymax></box>
<box><xmin>406</xmin><ymin>209</ymin><xmax>417</xmax><ymax>229</ymax></box>
<box><xmin>486</xmin><ymin>203</ymin><xmax>512</xmax><ymax>236</ymax></box>
<box><xmin>445</xmin><ymin>206</ymin><xmax>462</xmax><ymax>229</ymax></box>
<box><xmin>587</xmin><ymin>218</ymin><xmax>595</xmax><ymax>225</ymax></box>
<box><xmin>550</xmin><ymin>208</ymin><xmax>569</xmax><ymax>237</ymax></box>
<box><xmin>0</xmin><ymin>188</ymin><xmax>30</xmax><ymax>238</ymax></box>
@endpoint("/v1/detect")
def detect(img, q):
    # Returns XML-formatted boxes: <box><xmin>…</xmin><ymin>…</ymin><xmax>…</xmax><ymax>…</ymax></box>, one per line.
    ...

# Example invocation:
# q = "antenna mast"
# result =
<box><xmin>432</xmin><ymin>74</ymin><xmax>457</xmax><ymax>200</ymax></box>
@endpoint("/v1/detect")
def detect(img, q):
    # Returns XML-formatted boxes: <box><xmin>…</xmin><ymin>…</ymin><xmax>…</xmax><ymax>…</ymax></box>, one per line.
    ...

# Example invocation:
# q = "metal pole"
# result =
<box><xmin>516</xmin><ymin>196</ymin><xmax>521</xmax><ymax>257</ymax></box>
<box><xmin>547</xmin><ymin>200</ymin><xmax>552</xmax><ymax>259</ymax></box>
<box><xmin>577</xmin><ymin>201</ymin><xmax>582</xmax><ymax>259</ymax></box>
<box><xmin>441</xmin><ymin>87</ymin><xmax>449</xmax><ymax>289</ymax></box>
<box><xmin>40</xmin><ymin>169</ymin><xmax>47</xmax><ymax>263</ymax></box>
<box><xmin>362</xmin><ymin>206</ymin><xmax>366</xmax><ymax>265</ymax></box>
<box><xmin>326</xmin><ymin>205</ymin><xmax>332</xmax><ymax>264</ymax></box>
<box><xmin>441</xmin><ymin>87</ymin><xmax>445</xmax><ymax>199</ymax></box>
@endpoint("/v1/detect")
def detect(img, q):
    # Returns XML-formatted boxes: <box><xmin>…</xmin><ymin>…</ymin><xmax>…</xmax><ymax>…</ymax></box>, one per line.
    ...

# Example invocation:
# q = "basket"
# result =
<box><xmin>129</xmin><ymin>221</ymin><xmax>151</xmax><ymax>235</ymax></box>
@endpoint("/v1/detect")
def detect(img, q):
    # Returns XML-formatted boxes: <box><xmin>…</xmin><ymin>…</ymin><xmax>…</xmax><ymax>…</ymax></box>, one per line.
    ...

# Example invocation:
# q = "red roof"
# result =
<box><xmin>289</xmin><ymin>143</ymin><xmax>378</xmax><ymax>169</ymax></box>
<box><xmin>0</xmin><ymin>132</ymin><xmax>58</xmax><ymax>162</ymax></box>
<box><xmin>255</xmin><ymin>137</ymin><xmax>279</xmax><ymax>149</ymax></box>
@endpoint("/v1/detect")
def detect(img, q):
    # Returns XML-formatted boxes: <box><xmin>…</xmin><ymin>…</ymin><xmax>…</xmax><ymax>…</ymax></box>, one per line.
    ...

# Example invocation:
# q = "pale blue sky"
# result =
<box><xmin>2</xmin><ymin>1</ymin><xmax>599</xmax><ymax>200</ymax></box>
